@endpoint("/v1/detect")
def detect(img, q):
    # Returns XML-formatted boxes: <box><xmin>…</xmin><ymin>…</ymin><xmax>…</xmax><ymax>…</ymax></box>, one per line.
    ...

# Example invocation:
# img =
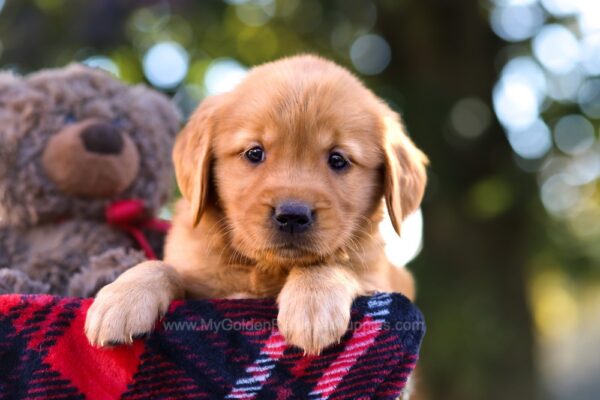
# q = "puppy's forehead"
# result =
<box><xmin>231</xmin><ymin>77</ymin><xmax>380</xmax><ymax>134</ymax></box>
<box><xmin>232</xmin><ymin>126</ymin><xmax>365</xmax><ymax>150</ymax></box>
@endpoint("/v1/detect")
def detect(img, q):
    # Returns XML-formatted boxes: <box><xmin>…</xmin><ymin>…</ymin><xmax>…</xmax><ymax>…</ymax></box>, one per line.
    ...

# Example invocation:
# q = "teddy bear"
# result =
<box><xmin>0</xmin><ymin>64</ymin><xmax>180</xmax><ymax>297</ymax></box>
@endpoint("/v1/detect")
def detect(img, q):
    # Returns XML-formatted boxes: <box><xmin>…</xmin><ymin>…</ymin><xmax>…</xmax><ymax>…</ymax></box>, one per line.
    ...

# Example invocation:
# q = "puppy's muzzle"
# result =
<box><xmin>273</xmin><ymin>201</ymin><xmax>314</xmax><ymax>234</ymax></box>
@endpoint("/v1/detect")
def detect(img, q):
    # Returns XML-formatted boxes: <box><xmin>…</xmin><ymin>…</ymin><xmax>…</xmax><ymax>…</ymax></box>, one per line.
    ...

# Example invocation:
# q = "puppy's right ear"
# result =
<box><xmin>173</xmin><ymin>96</ymin><xmax>223</xmax><ymax>227</ymax></box>
<box><xmin>382</xmin><ymin>113</ymin><xmax>428</xmax><ymax>236</ymax></box>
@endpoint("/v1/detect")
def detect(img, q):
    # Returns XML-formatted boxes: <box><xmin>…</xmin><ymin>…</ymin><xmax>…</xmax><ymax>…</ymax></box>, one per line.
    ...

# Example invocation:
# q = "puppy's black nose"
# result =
<box><xmin>81</xmin><ymin>122</ymin><xmax>124</xmax><ymax>155</ymax></box>
<box><xmin>273</xmin><ymin>201</ymin><xmax>314</xmax><ymax>234</ymax></box>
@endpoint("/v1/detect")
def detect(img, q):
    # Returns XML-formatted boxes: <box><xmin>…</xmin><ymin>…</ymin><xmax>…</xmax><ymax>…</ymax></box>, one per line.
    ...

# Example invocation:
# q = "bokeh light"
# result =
<box><xmin>33</xmin><ymin>0</ymin><xmax>64</xmax><ymax>13</ymax></box>
<box><xmin>234</xmin><ymin>0</ymin><xmax>276</xmax><ymax>27</ymax></box>
<box><xmin>580</xmin><ymin>33</ymin><xmax>600</xmax><ymax>75</ymax></box>
<box><xmin>130</xmin><ymin>5</ymin><xmax>170</xmax><ymax>33</ymax></box>
<box><xmin>350</xmin><ymin>34</ymin><xmax>391</xmax><ymax>75</ymax></box>
<box><xmin>493</xmin><ymin>57</ymin><xmax>548</xmax><ymax>133</ymax></box>
<box><xmin>143</xmin><ymin>41</ymin><xmax>189</xmax><ymax>89</ymax></box>
<box><xmin>540</xmin><ymin>0</ymin><xmax>579</xmax><ymax>17</ymax></box>
<box><xmin>578</xmin><ymin>79</ymin><xmax>600</xmax><ymax>119</ymax></box>
<box><xmin>506</xmin><ymin>118</ymin><xmax>553</xmax><ymax>159</ymax></box>
<box><xmin>290</xmin><ymin>0</ymin><xmax>323</xmax><ymax>34</ymax></box>
<box><xmin>490</xmin><ymin>3</ymin><xmax>545</xmax><ymax>42</ymax></box>
<box><xmin>204</xmin><ymin>58</ymin><xmax>248</xmax><ymax>96</ymax></box>
<box><xmin>562</xmin><ymin>151</ymin><xmax>600</xmax><ymax>186</ymax></box>
<box><xmin>82</xmin><ymin>56</ymin><xmax>120</xmax><ymax>77</ymax></box>
<box><xmin>468</xmin><ymin>176</ymin><xmax>514</xmax><ymax>219</ymax></box>
<box><xmin>492</xmin><ymin>0</ymin><xmax>538</xmax><ymax>5</ymax></box>
<box><xmin>546</xmin><ymin>69</ymin><xmax>584</xmax><ymax>102</ymax></box>
<box><xmin>502</xmin><ymin>56</ymin><xmax>548</xmax><ymax>98</ymax></box>
<box><xmin>540</xmin><ymin>174</ymin><xmax>582</xmax><ymax>215</ymax></box>
<box><xmin>330</xmin><ymin>17</ymin><xmax>354</xmax><ymax>55</ymax></box>
<box><xmin>530</xmin><ymin>269</ymin><xmax>579</xmax><ymax>338</ymax></box>
<box><xmin>532</xmin><ymin>24</ymin><xmax>580</xmax><ymax>74</ymax></box>
<box><xmin>493</xmin><ymin>75</ymin><xmax>540</xmax><ymax>130</ymax></box>
<box><xmin>277</xmin><ymin>0</ymin><xmax>300</xmax><ymax>17</ymax></box>
<box><xmin>577</xmin><ymin>1</ymin><xmax>600</xmax><ymax>36</ymax></box>
<box><xmin>553</xmin><ymin>115</ymin><xmax>595</xmax><ymax>155</ymax></box>
<box><xmin>348</xmin><ymin>1</ymin><xmax>378</xmax><ymax>33</ymax></box>
<box><xmin>450</xmin><ymin>97</ymin><xmax>492</xmax><ymax>139</ymax></box>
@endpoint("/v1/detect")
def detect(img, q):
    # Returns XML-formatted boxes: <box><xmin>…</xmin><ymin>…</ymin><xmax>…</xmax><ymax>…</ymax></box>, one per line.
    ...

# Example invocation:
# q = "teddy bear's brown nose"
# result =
<box><xmin>81</xmin><ymin>122</ymin><xmax>124</xmax><ymax>155</ymax></box>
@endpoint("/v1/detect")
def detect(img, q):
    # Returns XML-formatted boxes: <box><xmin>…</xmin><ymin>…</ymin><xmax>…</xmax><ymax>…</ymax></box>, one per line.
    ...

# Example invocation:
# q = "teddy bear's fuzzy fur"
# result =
<box><xmin>0</xmin><ymin>64</ymin><xmax>180</xmax><ymax>297</ymax></box>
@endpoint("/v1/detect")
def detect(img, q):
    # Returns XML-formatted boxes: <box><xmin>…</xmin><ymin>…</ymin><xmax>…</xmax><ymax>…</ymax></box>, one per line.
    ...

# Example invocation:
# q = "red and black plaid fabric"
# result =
<box><xmin>0</xmin><ymin>293</ymin><xmax>425</xmax><ymax>399</ymax></box>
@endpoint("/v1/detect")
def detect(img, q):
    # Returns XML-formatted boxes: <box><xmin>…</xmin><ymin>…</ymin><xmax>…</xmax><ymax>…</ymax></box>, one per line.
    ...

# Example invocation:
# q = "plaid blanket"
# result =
<box><xmin>0</xmin><ymin>293</ymin><xmax>425</xmax><ymax>399</ymax></box>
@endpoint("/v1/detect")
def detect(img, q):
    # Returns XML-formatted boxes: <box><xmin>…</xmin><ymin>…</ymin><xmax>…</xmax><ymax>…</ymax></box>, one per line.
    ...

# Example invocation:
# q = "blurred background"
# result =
<box><xmin>1</xmin><ymin>0</ymin><xmax>599</xmax><ymax>398</ymax></box>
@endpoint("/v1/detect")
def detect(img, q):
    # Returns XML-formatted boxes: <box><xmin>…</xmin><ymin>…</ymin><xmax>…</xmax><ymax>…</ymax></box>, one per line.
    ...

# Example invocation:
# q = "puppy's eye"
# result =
<box><xmin>245</xmin><ymin>146</ymin><xmax>265</xmax><ymax>164</ymax></box>
<box><xmin>328</xmin><ymin>152</ymin><xmax>349</xmax><ymax>171</ymax></box>
<box><xmin>64</xmin><ymin>113</ymin><xmax>77</xmax><ymax>124</ymax></box>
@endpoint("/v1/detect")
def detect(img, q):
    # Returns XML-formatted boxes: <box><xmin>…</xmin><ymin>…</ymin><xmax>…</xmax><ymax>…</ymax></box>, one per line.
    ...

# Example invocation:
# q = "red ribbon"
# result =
<box><xmin>105</xmin><ymin>199</ymin><xmax>171</xmax><ymax>260</ymax></box>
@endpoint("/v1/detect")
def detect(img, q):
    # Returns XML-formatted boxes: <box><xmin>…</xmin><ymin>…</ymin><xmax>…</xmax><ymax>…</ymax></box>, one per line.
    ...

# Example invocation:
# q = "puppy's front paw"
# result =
<box><xmin>277</xmin><ymin>286</ymin><xmax>353</xmax><ymax>355</ymax></box>
<box><xmin>85</xmin><ymin>280</ymin><xmax>170</xmax><ymax>347</ymax></box>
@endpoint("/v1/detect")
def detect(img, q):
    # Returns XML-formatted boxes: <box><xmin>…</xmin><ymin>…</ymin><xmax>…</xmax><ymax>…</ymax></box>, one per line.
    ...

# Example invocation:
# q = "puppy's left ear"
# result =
<box><xmin>173</xmin><ymin>96</ymin><xmax>223</xmax><ymax>227</ymax></box>
<box><xmin>382</xmin><ymin>113</ymin><xmax>428</xmax><ymax>236</ymax></box>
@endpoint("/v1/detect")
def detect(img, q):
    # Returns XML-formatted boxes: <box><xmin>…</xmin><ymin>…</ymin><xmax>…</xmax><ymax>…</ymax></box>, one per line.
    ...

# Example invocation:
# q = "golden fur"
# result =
<box><xmin>85</xmin><ymin>55</ymin><xmax>428</xmax><ymax>355</ymax></box>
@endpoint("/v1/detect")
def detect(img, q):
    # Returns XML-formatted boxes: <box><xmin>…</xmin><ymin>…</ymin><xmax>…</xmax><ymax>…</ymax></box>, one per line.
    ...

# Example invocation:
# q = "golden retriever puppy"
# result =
<box><xmin>85</xmin><ymin>55</ymin><xmax>427</xmax><ymax>355</ymax></box>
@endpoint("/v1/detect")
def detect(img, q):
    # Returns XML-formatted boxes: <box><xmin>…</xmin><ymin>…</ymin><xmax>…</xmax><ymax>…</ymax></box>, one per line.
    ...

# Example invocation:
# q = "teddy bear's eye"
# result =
<box><xmin>64</xmin><ymin>113</ymin><xmax>77</xmax><ymax>124</ymax></box>
<box><xmin>112</xmin><ymin>117</ymin><xmax>125</xmax><ymax>128</ymax></box>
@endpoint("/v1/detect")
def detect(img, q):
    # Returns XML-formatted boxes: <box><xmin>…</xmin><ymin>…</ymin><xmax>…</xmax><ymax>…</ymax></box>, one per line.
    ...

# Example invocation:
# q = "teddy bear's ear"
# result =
<box><xmin>0</xmin><ymin>71</ymin><xmax>26</xmax><ymax>118</ymax></box>
<box><xmin>0</xmin><ymin>71</ymin><xmax>42</xmax><ymax>127</ymax></box>
<box><xmin>128</xmin><ymin>85</ymin><xmax>182</xmax><ymax>138</ymax></box>
<box><xmin>121</xmin><ymin>85</ymin><xmax>182</xmax><ymax>212</ymax></box>
<box><xmin>0</xmin><ymin>71</ymin><xmax>44</xmax><ymax>226</ymax></box>
<box><xmin>0</xmin><ymin>72</ymin><xmax>43</xmax><ymax>174</ymax></box>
